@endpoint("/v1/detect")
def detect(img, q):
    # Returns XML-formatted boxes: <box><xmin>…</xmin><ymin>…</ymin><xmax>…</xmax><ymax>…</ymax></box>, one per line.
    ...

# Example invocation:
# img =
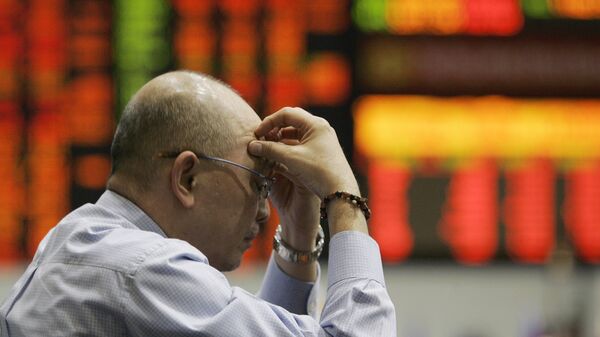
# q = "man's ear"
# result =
<box><xmin>170</xmin><ymin>151</ymin><xmax>199</xmax><ymax>208</ymax></box>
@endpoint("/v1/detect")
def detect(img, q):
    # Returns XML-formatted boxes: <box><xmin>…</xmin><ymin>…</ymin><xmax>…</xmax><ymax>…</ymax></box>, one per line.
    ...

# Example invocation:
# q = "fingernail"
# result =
<box><xmin>248</xmin><ymin>141</ymin><xmax>262</xmax><ymax>154</ymax></box>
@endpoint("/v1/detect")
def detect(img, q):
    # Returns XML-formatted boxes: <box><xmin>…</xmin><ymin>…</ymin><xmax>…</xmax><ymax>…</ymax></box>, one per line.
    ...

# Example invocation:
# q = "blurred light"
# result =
<box><xmin>265</xmin><ymin>76</ymin><xmax>304</xmax><ymax>113</ymax></box>
<box><xmin>115</xmin><ymin>0</ymin><xmax>170</xmax><ymax>116</ymax></box>
<box><xmin>228</xmin><ymin>76</ymin><xmax>262</xmax><ymax>106</ymax></box>
<box><xmin>264</xmin><ymin>1</ymin><xmax>305</xmax><ymax>113</ymax></box>
<box><xmin>520</xmin><ymin>0</ymin><xmax>552</xmax><ymax>18</ymax></box>
<box><xmin>26</xmin><ymin>0</ymin><xmax>69</xmax><ymax>258</ymax></box>
<box><xmin>171</xmin><ymin>0</ymin><xmax>213</xmax><ymax>16</ymax></box>
<box><xmin>67</xmin><ymin>73</ymin><xmax>112</xmax><ymax>146</ymax></box>
<box><xmin>221</xmin><ymin>0</ymin><xmax>260</xmax><ymax>16</ymax></box>
<box><xmin>0</xmin><ymin>112</ymin><xmax>23</xmax><ymax>262</ymax></box>
<box><xmin>173</xmin><ymin>1</ymin><xmax>215</xmax><ymax>74</ymax></box>
<box><xmin>465</xmin><ymin>0</ymin><xmax>523</xmax><ymax>36</ymax></box>
<box><xmin>551</xmin><ymin>0</ymin><xmax>600</xmax><ymax>19</ymax></box>
<box><xmin>0</xmin><ymin>0</ymin><xmax>24</xmax><ymax>263</ymax></box>
<box><xmin>71</xmin><ymin>34</ymin><xmax>111</xmax><ymax>69</ymax></box>
<box><xmin>352</xmin><ymin>0</ymin><xmax>388</xmax><ymax>32</ymax></box>
<box><xmin>221</xmin><ymin>4</ymin><xmax>260</xmax><ymax>106</ymax></box>
<box><xmin>369</xmin><ymin>161</ymin><xmax>414</xmax><ymax>262</ymax></box>
<box><xmin>386</xmin><ymin>0</ymin><xmax>464</xmax><ymax>35</ymax></box>
<box><xmin>265</xmin><ymin>25</ymin><xmax>305</xmax><ymax>59</ymax></box>
<box><xmin>354</xmin><ymin>96</ymin><xmax>600</xmax><ymax>160</ymax></box>
<box><xmin>564</xmin><ymin>160</ymin><xmax>600</xmax><ymax>262</ymax></box>
<box><xmin>304</xmin><ymin>53</ymin><xmax>351</xmax><ymax>106</ymax></box>
<box><xmin>503</xmin><ymin>159</ymin><xmax>555</xmax><ymax>263</ymax></box>
<box><xmin>353</xmin><ymin>0</ymin><xmax>600</xmax><ymax>36</ymax></box>
<box><xmin>74</xmin><ymin>155</ymin><xmax>111</xmax><ymax>190</ymax></box>
<box><xmin>440</xmin><ymin>159</ymin><xmax>498</xmax><ymax>265</ymax></box>
<box><xmin>306</xmin><ymin>0</ymin><xmax>349</xmax><ymax>34</ymax></box>
<box><xmin>67</xmin><ymin>0</ymin><xmax>113</xmax><ymax>217</ymax></box>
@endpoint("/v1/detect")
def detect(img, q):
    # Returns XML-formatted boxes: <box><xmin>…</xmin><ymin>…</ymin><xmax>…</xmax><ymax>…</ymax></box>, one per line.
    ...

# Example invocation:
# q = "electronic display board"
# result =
<box><xmin>352</xmin><ymin>0</ymin><xmax>600</xmax><ymax>265</ymax></box>
<box><xmin>0</xmin><ymin>0</ymin><xmax>352</xmax><ymax>263</ymax></box>
<box><xmin>355</xmin><ymin>96</ymin><xmax>600</xmax><ymax>264</ymax></box>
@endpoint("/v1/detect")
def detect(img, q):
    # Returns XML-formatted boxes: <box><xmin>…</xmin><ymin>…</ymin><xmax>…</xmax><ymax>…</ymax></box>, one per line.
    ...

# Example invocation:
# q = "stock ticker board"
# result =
<box><xmin>1</xmin><ymin>0</ymin><xmax>599</xmax><ymax>265</ymax></box>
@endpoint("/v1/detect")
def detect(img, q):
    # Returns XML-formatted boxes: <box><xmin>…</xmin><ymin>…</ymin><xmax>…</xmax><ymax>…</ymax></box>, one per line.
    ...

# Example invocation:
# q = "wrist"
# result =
<box><xmin>320</xmin><ymin>191</ymin><xmax>370</xmax><ymax>236</ymax></box>
<box><xmin>273</xmin><ymin>224</ymin><xmax>324</xmax><ymax>265</ymax></box>
<box><xmin>324</xmin><ymin>180</ymin><xmax>360</xmax><ymax>199</ymax></box>
<box><xmin>327</xmin><ymin>200</ymin><xmax>368</xmax><ymax>235</ymax></box>
<box><xmin>273</xmin><ymin>254</ymin><xmax>317</xmax><ymax>282</ymax></box>
<box><xmin>279</xmin><ymin>224</ymin><xmax>319</xmax><ymax>251</ymax></box>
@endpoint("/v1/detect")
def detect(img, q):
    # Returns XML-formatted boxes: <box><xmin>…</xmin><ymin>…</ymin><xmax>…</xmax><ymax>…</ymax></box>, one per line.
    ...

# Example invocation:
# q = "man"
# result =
<box><xmin>0</xmin><ymin>71</ymin><xmax>396</xmax><ymax>336</ymax></box>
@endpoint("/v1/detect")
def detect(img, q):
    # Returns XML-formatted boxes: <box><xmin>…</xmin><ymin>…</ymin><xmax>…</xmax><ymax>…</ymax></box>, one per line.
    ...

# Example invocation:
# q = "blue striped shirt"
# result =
<box><xmin>1</xmin><ymin>190</ymin><xmax>396</xmax><ymax>336</ymax></box>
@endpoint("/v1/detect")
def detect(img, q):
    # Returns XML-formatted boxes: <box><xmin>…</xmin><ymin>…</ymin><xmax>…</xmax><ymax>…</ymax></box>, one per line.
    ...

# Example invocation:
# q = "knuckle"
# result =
<box><xmin>329</xmin><ymin>125</ymin><xmax>338</xmax><ymax>137</ymax></box>
<box><xmin>290</xmin><ymin>106</ymin><xmax>311</xmax><ymax>116</ymax></box>
<box><xmin>314</xmin><ymin>117</ymin><xmax>329</xmax><ymax>127</ymax></box>
<box><xmin>284</xmin><ymin>106</ymin><xmax>300</xmax><ymax>113</ymax></box>
<box><xmin>314</xmin><ymin>117</ymin><xmax>332</xmax><ymax>131</ymax></box>
<box><xmin>260</xmin><ymin>141</ymin><xmax>272</xmax><ymax>154</ymax></box>
<box><xmin>261</xmin><ymin>115</ymin><xmax>275</xmax><ymax>128</ymax></box>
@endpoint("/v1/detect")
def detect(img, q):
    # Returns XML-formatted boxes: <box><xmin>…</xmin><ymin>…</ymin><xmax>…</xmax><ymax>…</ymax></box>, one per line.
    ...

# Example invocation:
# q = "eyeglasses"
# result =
<box><xmin>157</xmin><ymin>151</ymin><xmax>275</xmax><ymax>200</ymax></box>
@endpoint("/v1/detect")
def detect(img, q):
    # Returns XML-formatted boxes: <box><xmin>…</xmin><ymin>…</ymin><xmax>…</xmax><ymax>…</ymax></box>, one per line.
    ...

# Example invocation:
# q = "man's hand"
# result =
<box><xmin>249</xmin><ymin>107</ymin><xmax>368</xmax><ymax>241</ymax></box>
<box><xmin>249</xmin><ymin>107</ymin><xmax>360</xmax><ymax>198</ymax></box>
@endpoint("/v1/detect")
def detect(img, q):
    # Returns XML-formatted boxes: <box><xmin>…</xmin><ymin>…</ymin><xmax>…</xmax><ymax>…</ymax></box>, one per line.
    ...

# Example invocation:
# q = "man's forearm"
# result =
<box><xmin>274</xmin><ymin>186</ymin><xmax>369</xmax><ymax>282</ymax></box>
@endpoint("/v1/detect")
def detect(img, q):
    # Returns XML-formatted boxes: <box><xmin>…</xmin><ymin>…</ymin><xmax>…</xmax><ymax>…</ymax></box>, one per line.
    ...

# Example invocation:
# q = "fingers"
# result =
<box><xmin>280</xmin><ymin>139</ymin><xmax>300</xmax><ymax>145</ymax></box>
<box><xmin>248</xmin><ymin>140</ymin><xmax>294</xmax><ymax>165</ymax></box>
<box><xmin>279</xmin><ymin>127</ymin><xmax>299</xmax><ymax>140</ymax></box>
<box><xmin>272</xmin><ymin>162</ymin><xmax>289</xmax><ymax>175</ymax></box>
<box><xmin>265</xmin><ymin>127</ymin><xmax>281</xmax><ymax>141</ymax></box>
<box><xmin>254</xmin><ymin>107</ymin><xmax>313</xmax><ymax>138</ymax></box>
<box><xmin>272</xmin><ymin>166</ymin><xmax>305</xmax><ymax>192</ymax></box>
<box><xmin>264</xmin><ymin>126</ymin><xmax>298</xmax><ymax>142</ymax></box>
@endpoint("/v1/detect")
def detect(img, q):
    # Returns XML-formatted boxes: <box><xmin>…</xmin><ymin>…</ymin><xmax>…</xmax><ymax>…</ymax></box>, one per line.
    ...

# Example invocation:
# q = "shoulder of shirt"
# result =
<box><xmin>37</xmin><ymin>202</ymin><xmax>209</xmax><ymax>276</ymax></box>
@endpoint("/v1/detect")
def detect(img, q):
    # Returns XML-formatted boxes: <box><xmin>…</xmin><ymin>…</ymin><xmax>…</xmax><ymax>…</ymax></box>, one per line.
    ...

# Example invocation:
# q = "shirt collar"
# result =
<box><xmin>96</xmin><ymin>190</ymin><xmax>167</xmax><ymax>238</ymax></box>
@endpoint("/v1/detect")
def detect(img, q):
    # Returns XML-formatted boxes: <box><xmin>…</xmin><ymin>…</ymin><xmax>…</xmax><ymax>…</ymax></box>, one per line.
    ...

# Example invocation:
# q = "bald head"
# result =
<box><xmin>110</xmin><ymin>71</ymin><xmax>242</xmax><ymax>191</ymax></box>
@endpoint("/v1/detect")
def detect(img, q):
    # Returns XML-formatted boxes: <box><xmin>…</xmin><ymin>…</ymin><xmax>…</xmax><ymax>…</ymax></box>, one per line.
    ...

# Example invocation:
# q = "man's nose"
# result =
<box><xmin>256</xmin><ymin>199</ymin><xmax>270</xmax><ymax>231</ymax></box>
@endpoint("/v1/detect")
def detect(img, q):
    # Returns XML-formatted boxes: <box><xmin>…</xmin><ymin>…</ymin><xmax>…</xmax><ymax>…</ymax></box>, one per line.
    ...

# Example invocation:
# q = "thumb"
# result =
<box><xmin>248</xmin><ymin>140</ymin><xmax>291</xmax><ymax>163</ymax></box>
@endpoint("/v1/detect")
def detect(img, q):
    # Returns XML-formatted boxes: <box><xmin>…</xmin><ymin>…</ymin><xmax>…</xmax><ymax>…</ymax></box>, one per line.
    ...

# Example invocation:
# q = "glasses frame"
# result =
<box><xmin>157</xmin><ymin>151</ymin><xmax>275</xmax><ymax>199</ymax></box>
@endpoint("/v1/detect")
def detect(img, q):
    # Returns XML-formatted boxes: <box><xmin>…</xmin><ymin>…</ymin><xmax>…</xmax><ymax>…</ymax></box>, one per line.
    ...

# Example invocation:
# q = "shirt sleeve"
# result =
<box><xmin>321</xmin><ymin>231</ymin><xmax>397</xmax><ymax>336</ymax></box>
<box><xmin>257</xmin><ymin>254</ymin><xmax>320</xmax><ymax>316</ymax></box>
<box><xmin>122</xmin><ymin>233</ymin><xmax>396</xmax><ymax>337</ymax></box>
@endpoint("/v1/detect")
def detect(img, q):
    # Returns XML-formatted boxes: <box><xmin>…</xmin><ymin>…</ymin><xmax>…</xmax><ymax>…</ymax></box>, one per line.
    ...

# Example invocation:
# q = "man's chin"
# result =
<box><xmin>213</xmin><ymin>254</ymin><xmax>243</xmax><ymax>272</ymax></box>
<box><xmin>221</xmin><ymin>260</ymin><xmax>241</xmax><ymax>272</ymax></box>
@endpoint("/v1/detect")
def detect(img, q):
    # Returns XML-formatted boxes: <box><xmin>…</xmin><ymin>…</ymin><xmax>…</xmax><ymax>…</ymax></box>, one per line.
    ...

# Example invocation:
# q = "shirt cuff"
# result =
<box><xmin>257</xmin><ymin>254</ymin><xmax>320</xmax><ymax>316</ymax></box>
<box><xmin>327</xmin><ymin>231</ymin><xmax>386</xmax><ymax>289</ymax></box>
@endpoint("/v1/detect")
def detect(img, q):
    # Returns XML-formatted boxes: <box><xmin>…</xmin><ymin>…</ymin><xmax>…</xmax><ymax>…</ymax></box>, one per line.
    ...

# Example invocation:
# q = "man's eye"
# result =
<box><xmin>253</xmin><ymin>178</ymin><xmax>264</xmax><ymax>192</ymax></box>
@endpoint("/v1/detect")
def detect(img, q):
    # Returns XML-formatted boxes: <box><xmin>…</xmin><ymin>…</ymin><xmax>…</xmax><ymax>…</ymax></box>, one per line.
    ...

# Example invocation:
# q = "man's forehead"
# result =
<box><xmin>234</xmin><ymin>132</ymin><xmax>270</xmax><ymax>169</ymax></box>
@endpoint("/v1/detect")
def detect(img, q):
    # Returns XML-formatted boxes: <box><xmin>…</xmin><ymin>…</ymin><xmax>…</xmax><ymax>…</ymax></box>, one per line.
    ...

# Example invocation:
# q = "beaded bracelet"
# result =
<box><xmin>319</xmin><ymin>191</ymin><xmax>371</xmax><ymax>226</ymax></box>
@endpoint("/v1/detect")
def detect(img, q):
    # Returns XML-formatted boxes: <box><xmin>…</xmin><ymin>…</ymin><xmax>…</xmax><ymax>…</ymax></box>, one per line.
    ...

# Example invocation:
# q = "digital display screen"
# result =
<box><xmin>0</xmin><ymin>0</ymin><xmax>352</xmax><ymax>263</ymax></box>
<box><xmin>355</xmin><ymin>96</ymin><xmax>600</xmax><ymax>264</ymax></box>
<box><xmin>352</xmin><ymin>0</ymin><xmax>600</xmax><ymax>265</ymax></box>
